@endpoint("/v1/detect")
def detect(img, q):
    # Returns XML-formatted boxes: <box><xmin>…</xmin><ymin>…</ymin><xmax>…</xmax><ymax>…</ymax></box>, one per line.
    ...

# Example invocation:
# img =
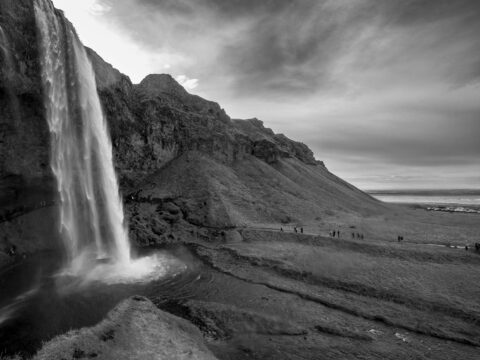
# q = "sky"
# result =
<box><xmin>51</xmin><ymin>0</ymin><xmax>480</xmax><ymax>190</ymax></box>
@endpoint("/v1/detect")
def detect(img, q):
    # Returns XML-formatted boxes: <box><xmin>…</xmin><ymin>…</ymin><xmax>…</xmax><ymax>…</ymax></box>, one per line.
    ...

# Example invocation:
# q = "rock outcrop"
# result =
<box><xmin>33</xmin><ymin>296</ymin><xmax>218</xmax><ymax>360</ymax></box>
<box><xmin>88</xmin><ymin>51</ymin><xmax>319</xmax><ymax>188</ymax></box>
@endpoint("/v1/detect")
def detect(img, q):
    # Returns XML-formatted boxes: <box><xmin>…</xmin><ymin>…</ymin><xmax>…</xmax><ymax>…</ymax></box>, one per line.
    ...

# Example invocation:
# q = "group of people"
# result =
<box><xmin>470</xmin><ymin>243</ymin><xmax>480</xmax><ymax>252</ymax></box>
<box><xmin>329</xmin><ymin>230</ymin><xmax>365</xmax><ymax>239</ymax></box>
<box><xmin>294</xmin><ymin>227</ymin><xmax>303</xmax><ymax>234</ymax></box>
<box><xmin>279</xmin><ymin>224</ymin><xmax>479</xmax><ymax>253</ymax></box>
<box><xmin>279</xmin><ymin>226</ymin><xmax>304</xmax><ymax>234</ymax></box>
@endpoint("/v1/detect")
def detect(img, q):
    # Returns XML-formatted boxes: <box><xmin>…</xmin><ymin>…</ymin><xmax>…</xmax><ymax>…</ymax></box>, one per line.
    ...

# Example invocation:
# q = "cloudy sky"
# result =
<box><xmin>52</xmin><ymin>0</ymin><xmax>480</xmax><ymax>190</ymax></box>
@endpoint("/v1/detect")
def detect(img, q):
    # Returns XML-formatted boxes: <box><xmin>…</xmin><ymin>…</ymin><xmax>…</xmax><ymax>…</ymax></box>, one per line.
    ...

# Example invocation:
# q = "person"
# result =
<box><xmin>8</xmin><ymin>245</ymin><xmax>16</xmax><ymax>256</ymax></box>
<box><xmin>361</xmin><ymin>234</ymin><xmax>364</xmax><ymax>240</ymax></box>
<box><xmin>280</xmin><ymin>227</ymin><xmax>283</xmax><ymax>232</ymax></box>
<box><xmin>465</xmin><ymin>245</ymin><xmax>469</xmax><ymax>251</ymax></box>
<box><xmin>294</xmin><ymin>227</ymin><xmax>297</xmax><ymax>233</ymax></box>
<box><xmin>352</xmin><ymin>233</ymin><xmax>355</xmax><ymax>238</ymax></box>
<box><xmin>301</xmin><ymin>227</ymin><xmax>303</xmax><ymax>234</ymax></box>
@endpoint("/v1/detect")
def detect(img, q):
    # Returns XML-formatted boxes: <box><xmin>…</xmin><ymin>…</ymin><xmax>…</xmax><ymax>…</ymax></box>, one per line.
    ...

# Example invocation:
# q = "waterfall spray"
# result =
<box><xmin>34</xmin><ymin>0</ymin><xmax>171</xmax><ymax>283</ymax></box>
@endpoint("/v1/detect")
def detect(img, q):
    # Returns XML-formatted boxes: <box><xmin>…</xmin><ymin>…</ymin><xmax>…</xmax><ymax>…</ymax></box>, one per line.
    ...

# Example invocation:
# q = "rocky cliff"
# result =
<box><xmin>0</xmin><ymin>0</ymin><xmax>59</xmax><ymax>265</ymax></box>
<box><xmin>88</xmin><ymin>50</ymin><xmax>320</xmax><ymax>189</ymax></box>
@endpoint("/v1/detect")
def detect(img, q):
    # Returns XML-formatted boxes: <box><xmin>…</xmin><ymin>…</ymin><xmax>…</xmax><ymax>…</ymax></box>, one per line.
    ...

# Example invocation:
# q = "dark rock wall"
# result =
<box><xmin>0</xmin><ymin>0</ymin><xmax>59</xmax><ymax>264</ymax></box>
<box><xmin>0</xmin><ymin>0</ymin><xmax>52</xmax><ymax>193</ymax></box>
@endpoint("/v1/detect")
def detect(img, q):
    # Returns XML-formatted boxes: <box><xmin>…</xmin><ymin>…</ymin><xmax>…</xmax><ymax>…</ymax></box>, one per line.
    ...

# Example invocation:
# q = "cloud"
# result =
<box><xmin>175</xmin><ymin>75</ymin><xmax>198</xmax><ymax>90</ymax></box>
<box><xmin>96</xmin><ymin>0</ymin><xmax>480</xmax><ymax>96</ymax></box>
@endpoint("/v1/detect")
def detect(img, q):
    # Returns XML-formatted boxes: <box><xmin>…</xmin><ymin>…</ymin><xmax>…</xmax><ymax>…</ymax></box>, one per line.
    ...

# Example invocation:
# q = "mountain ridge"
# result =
<box><xmin>86</xmin><ymin>47</ymin><xmax>322</xmax><ymax>188</ymax></box>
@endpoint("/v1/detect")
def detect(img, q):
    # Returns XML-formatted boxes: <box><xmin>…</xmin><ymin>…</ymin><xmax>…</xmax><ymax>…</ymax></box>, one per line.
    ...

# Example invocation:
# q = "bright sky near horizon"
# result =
<box><xmin>51</xmin><ymin>0</ymin><xmax>480</xmax><ymax>190</ymax></box>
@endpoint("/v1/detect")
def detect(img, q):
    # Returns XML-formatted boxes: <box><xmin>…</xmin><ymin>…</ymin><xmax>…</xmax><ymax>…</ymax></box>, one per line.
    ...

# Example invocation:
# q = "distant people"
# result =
<box><xmin>301</xmin><ymin>227</ymin><xmax>304</xmax><ymax>234</ymax></box>
<box><xmin>8</xmin><ymin>245</ymin><xmax>16</xmax><ymax>256</ymax></box>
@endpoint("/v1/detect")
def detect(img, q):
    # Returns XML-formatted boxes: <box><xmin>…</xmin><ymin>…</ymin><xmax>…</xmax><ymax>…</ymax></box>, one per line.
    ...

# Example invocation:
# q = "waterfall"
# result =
<box><xmin>33</xmin><ymin>0</ymin><xmax>171</xmax><ymax>283</ymax></box>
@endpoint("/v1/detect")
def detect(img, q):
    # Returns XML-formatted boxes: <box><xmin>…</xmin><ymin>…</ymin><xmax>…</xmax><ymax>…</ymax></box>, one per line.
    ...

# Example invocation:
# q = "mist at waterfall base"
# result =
<box><xmin>0</xmin><ymin>246</ymin><xmax>207</xmax><ymax>356</ymax></box>
<box><xmin>34</xmin><ymin>0</ymin><xmax>176</xmax><ymax>285</ymax></box>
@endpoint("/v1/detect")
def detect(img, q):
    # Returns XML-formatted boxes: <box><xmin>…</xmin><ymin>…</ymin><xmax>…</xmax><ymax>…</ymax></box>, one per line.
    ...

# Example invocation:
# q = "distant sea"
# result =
<box><xmin>367</xmin><ymin>189</ymin><xmax>480</xmax><ymax>213</ymax></box>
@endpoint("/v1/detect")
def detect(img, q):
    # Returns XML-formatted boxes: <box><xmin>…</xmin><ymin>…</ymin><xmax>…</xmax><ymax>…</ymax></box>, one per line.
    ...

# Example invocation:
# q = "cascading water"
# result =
<box><xmin>34</xmin><ymin>0</ymin><xmax>173</xmax><ymax>284</ymax></box>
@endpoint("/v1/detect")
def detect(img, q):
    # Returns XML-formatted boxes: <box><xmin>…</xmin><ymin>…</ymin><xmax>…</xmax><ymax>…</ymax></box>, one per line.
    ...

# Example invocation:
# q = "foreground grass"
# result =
<box><xmin>196</xmin><ymin>228</ymin><xmax>480</xmax><ymax>350</ymax></box>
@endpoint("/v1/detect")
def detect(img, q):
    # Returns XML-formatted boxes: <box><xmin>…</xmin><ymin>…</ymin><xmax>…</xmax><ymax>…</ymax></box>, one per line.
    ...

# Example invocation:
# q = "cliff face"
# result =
<box><xmin>89</xmin><ymin>52</ymin><xmax>320</xmax><ymax>188</ymax></box>
<box><xmin>0</xmin><ymin>0</ymin><xmax>53</xmax><ymax>195</ymax></box>
<box><xmin>0</xmin><ymin>0</ymin><xmax>59</xmax><ymax>265</ymax></box>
